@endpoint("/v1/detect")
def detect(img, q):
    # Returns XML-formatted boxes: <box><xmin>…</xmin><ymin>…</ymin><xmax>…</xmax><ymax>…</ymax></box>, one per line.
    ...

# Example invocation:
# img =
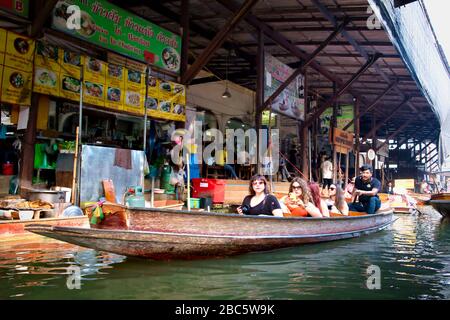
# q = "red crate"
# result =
<box><xmin>191</xmin><ymin>178</ymin><xmax>225</xmax><ymax>203</ymax></box>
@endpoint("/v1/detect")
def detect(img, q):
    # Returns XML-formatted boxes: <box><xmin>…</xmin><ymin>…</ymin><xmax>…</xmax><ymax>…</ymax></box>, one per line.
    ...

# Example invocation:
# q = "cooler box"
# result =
<box><xmin>191</xmin><ymin>178</ymin><xmax>225</xmax><ymax>203</ymax></box>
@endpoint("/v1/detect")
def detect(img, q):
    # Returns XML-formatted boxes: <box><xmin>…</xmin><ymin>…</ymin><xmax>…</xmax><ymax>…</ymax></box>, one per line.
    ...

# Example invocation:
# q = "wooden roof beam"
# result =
<box><xmin>362</xmin><ymin>97</ymin><xmax>410</xmax><ymax>140</ymax></box>
<box><xmin>181</xmin><ymin>0</ymin><xmax>258</xmax><ymax>84</ymax></box>
<box><xmin>262</xmin><ymin>18</ymin><xmax>350</xmax><ymax>111</ymax></box>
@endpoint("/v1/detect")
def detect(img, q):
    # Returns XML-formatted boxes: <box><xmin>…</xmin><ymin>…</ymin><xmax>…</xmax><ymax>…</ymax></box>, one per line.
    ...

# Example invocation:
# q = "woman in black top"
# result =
<box><xmin>237</xmin><ymin>174</ymin><xmax>283</xmax><ymax>217</ymax></box>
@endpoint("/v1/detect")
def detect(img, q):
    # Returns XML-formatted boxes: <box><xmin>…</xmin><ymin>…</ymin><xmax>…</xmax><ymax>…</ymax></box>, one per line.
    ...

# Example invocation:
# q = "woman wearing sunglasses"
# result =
<box><xmin>237</xmin><ymin>174</ymin><xmax>283</xmax><ymax>217</ymax></box>
<box><xmin>279</xmin><ymin>178</ymin><xmax>323</xmax><ymax>217</ymax></box>
<box><xmin>328</xmin><ymin>184</ymin><xmax>349</xmax><ymax>215</ymax></box>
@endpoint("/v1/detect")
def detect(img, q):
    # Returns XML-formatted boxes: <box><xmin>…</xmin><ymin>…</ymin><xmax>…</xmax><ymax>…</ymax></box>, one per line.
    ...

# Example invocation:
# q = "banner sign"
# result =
<box><xmin>51</xmin><ymin>0</ymin><xmax>181</xmax><ymax>74</ymax></box>
<box><xmin>264</xmin><ymin>53</ymin><xmax>304</xmax><ymax>120</ymax></box>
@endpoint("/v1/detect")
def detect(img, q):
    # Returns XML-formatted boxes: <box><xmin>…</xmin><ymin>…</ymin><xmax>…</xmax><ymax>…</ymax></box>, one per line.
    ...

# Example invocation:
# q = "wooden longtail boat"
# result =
<box><xmin>25</xmin><ymin>206</ymin><xmax>395</xmax><ymax>260</ymax></box>
<box><xmin>0</xmin><ymin>215</ymin><xmax>89</xmax><ymax>240</ymax></box>
<box><xmin>430</xmin><ymin>193</ymin><xmax>450</xmax><ymax>217</ymax></box>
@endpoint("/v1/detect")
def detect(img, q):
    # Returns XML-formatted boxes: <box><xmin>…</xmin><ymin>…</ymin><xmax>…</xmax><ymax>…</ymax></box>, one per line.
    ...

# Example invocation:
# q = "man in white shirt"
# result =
<box><xmin>321</xmin><ymin>155</ymin><xmax>333</xmax><ymax>189</ymax></box>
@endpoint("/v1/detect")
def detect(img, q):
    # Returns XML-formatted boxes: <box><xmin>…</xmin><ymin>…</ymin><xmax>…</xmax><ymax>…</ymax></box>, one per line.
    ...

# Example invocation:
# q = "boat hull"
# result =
<box><xmin>26</xmin><ymin>208</ymin><xmax>394</xmax><ymax>259</ymax></box>
<box><xmin>0</xmin><ymin>216</ymin><xmax>89</xmax><ymax>240</ymax></box>
<box><xmin>430</xmin><ymin>193</ymin><xmax>450</xmax><ymax>217</ymax></box>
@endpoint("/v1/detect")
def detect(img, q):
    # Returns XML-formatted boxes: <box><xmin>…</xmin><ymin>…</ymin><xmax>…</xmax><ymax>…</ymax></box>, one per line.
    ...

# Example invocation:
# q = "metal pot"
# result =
<box><xmin>27</xmin><ymin>190</ymin><xmax>67</xmax><ymax>204</ymax></box>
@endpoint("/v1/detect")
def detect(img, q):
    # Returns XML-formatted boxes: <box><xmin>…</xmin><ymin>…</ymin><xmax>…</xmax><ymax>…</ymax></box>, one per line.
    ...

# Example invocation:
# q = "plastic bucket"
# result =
<box><xmin>2</xmin><ymin>162</ymin><xmax>13</xmax><ymax>175</ymax></box>
<box><xmin>189</xmin><ymin>198</ymin><xmax>200</xmax><ymax>209</ymax></box>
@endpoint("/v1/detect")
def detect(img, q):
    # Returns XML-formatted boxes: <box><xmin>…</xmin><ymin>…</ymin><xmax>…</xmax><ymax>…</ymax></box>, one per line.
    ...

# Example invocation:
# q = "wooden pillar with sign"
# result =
<box><xmin>332</xmin><ymin>127</ymin><xmax>354</xmax><ymax>186</ymax></box>
<box><xmin>354</xmin><ymin>98</ymin><xmax>360</xmax><ymax>175</ymax></box>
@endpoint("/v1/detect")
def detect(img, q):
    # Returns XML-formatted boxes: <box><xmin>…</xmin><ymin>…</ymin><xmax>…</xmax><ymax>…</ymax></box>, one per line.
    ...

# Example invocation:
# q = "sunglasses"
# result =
<box><xmin>252</xmin><ymin>181</ymin><xmax>265</xmax><ymax>186</ymax></box>
<box><xmin>330</xmin><ymin>187</ymin><xmax>336</xmax><ymax>190</ymax></box>
<box><xmin>292</xmin><ymin>185</ymin><xmax>301</xmax><ymax>190</ymax></box>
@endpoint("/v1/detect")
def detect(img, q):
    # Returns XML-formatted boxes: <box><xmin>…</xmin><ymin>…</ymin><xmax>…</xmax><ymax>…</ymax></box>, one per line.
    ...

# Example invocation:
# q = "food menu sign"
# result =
<box><xmin>0</xmin><ymin>29</ymin><xmax>34</xmax><ymax>105</ymax></box>
<box><xmin>32</xmin><ymin>40</ymin><xmax>186</xmax><ymax>121</ymax></box>
<box><xmin>264</xmin><ymin>53</ymin><xmax>304</xmax><ymax>120</ymax></box>
<box><xmin>51</xmin><ymin>0</ymin><xmax>182</xmax><ymax>74</ymax></box>
<box><xmin>146</xmin><ymin>77</ymin><xmax>186</xmax><ymax>122</ymax></box>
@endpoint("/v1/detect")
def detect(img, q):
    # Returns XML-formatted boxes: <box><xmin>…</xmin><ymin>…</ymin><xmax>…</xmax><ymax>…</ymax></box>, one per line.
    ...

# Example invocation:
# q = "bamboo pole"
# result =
<box><xmin>186</xmin><ymin>153</ymin><xmax>191</xmax><ymax>211</ymax></box>
<box><xmin>71</xmin><ymin>127</ymin><xmax>79</xmax><ymax>204</ymax></box>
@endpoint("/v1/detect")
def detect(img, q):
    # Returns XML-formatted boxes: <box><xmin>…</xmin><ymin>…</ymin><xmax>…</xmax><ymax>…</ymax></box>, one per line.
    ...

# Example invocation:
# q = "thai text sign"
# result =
<box><xmin>332</xmin><ymin>127</ymin><xmax>354</xmax><ymax>151</ymax></box>
<box><xmin>51</xmin><ymin>0</ymin><xmax>181</xmax><ymax>74</ymax></box>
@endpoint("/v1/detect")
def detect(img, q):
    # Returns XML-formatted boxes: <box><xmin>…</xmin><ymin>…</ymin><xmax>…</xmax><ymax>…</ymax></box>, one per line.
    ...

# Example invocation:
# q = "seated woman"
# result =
<box><xmin>344</xmin><ymin>177</ymin><xmax>355</xmax><ymax>199</ymax></box>
<box><xmin>308</xmin><ymin>181</ymin><xmax>330</xmax><ymax>217</ymax></box>
<box><xmin>237</xmin><ymin>174</ymin><xmax>283</xmax><ymax>217</ymax></box>
<box><xmin>279</xmin><ymin>178</ymin><xmax>323</xmax><ymax>217</ymax></box>
<box><xmin>328</xmin><ymin>184</ymin><xmax>349</xmax><ymax>215</ymax></box>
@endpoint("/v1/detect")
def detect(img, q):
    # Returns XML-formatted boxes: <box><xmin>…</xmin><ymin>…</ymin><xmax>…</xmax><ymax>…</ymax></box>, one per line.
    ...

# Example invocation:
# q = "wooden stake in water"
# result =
<box><xmin>186</xmin><ymin>153</ymin><xmax>191</xmax><ymax>211</ymax></box>
<box><xmin>151</xmin><ymin>176</ymin><xmax>155</xmax><ymax>208</ymax></box>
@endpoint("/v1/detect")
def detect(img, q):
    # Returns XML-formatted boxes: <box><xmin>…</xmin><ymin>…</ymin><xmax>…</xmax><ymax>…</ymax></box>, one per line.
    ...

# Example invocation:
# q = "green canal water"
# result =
<box><xmin>0</xmin><ymin>206</ymin><xmax>449</xmax><ymax>300</ymax></box>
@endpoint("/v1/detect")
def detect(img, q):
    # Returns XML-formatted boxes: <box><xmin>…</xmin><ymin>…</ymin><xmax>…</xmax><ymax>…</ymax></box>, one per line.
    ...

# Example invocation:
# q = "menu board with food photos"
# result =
<box><xmin>60</xmin><ymin>73</ymin><xmax>81</xmax><ymax>101</ymax></box>
<box><xmin>105</xmin><ymin>63</ymin><xmax>124</xmax><ymax>111</ymax></box>
<box><xmin>34</xmin><ymin>42</ymin><xmax>60</xmax><ymax>96</ymax></box>
<box><xmin>1</xmin><ymin>66</ymin><xmax>32</xmax><ymax>105</ymax></box>
<box><xmin>124</xmin><ymin>68</ymin><xmax>144</xmax><ymax>114</ymax></box>
<box><xmin>83</xmin><ymin>58</ymin><xmax>106</xmax><ymax>107</ymax></box>
<box><xmin>60</xmin><ymin>49</ymin><xmax>84</xmax><ymax>77</ymax></box>
<box><xmin>4</xmin><ymin>31</ymin><xmax>34</xmax><ymax>72</ymax></box>
<box><xmin>0</xmin><ymin>29</ymin><xmax>33</xmax><ymax>105</ymax></box>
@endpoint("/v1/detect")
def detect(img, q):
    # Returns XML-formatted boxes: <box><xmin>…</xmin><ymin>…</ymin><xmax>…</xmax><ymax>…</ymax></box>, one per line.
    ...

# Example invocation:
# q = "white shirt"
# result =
<box><xmin>321</xmin><ymin>160</ymin><xmax>333</xmax><ymax>179</ymax></box>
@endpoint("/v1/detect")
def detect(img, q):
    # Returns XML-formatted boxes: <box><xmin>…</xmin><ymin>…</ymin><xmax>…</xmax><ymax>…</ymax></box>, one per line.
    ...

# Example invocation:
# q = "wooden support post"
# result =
<box><xmin>371</xmin><ymin>112</ymin><xmax>376</xmax><ymax>169</ymax></box>
<box><xmin>303</xmin><ymin>70</ymin><xmax>309</xmax><ymax>180</ymax></box>
<box><xmin>29</xmin><ymin>0</ymin><xmax>59</xmax><ymax>38</ymax></box>
<box><xmin>180</xmin><ymin>0</ymin><xmax>190</xmax><ymax>77</ymax></box>
<box><xmin>19</xmin><ymin>94</ymin><xmax>40</xmax><ymax>189</ymax></box>
<box><xmin>255</xmin><ymin>28</ymin><xmax>264</xmax><ymax>173</ymax></box>
<box><xmin>332</xmin><ymin>82</ymin><xmax>338</xmax><ymax>183</ymax></box>
<box><xmin>354</xmin><ymin>97</ymin><xmax>360</xmax><ymax>175</ymax></box>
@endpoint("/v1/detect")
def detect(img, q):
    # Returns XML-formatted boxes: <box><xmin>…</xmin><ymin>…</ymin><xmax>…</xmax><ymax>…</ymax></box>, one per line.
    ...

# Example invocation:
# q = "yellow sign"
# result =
<box><xmin>158</xmin><ymin>80</ymin><xmax>173</xmax><ymax>101</ymax></box>
<box><xmin>60</xmin><ymin>74</ymin><xmax>81</xmax><ymax>101</ymax></box>
<box><xmin>105</xmin><ymin>63</ymin><xmax>124</xmax><ymax>110</ymax></box>
<box><xmin>35</xmin><ymin>42</ymin><xmax>60</xmax><ymax>72</ymax></box>
<box><xmin>147</xmin><ymin>76</ymin><xmax>159</xmax><ymax>99</ymax></box>
<box><xmin>124</xmin><ymin>68</ymin><xmax>144</xmax><ymax>114</ymax></box>
<box><xmin>5</xmin><ymin>31</ymin><xmax>34</xmax><ymax>72</ymax></box>
<box><xmin>60</xmin><ymin>50</ymin><xmax>84</xmax><ymax>77</ymax></box>
<box><xmin>84</xmin><ymin>57</ymin><xmax>106</xmax><ymax>83</ymax></box>
<box><xmin>1</xmin><ymin>66</ymin><xmax>32</xmax><ymax>105</ymax></box>
<box><xmin>394</xmin><ymin>179</ymin><xmax>415</xmax><ymax>190</ymax></box>
<box><xmin>34</xmin><ymin>67</ymin><xmax>60</xmax><ymax>96</ymax></box>
<box><xmin>0</xmin><ymin>29</ymin><xmax>6</xmax><ymax>52</ymax></box>
<box><xmin>84</xmin><ymin>81</ymin><xmax>105</xmax><ymax>107</ymax></box>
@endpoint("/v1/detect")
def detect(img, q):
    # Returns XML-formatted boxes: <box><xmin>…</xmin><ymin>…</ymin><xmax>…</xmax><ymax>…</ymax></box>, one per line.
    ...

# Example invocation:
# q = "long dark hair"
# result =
<box><xmin>249</xmin><ymin>174</ymin><xmax>269</xmax><ymax>196</ymax></box>
<box><xmin>308</xmin><ymin>182</ymin><xmax>322</xmax><ymax>214</ymax></box>
<box><xmin>289</xmin><ymin>177</ymin><xmax>310</xmax><ymax>203</ymax></box>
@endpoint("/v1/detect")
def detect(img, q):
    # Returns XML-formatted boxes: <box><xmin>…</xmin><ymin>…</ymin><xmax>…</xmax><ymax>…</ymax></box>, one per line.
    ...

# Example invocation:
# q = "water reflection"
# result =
<box><xmin>0</xmin><ymin>207</ymin><xmax>449</xmax><ymax>299</ymax></box>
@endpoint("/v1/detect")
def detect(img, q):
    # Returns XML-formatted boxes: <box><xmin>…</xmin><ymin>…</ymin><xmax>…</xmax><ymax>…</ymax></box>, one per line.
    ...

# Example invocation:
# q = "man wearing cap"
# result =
<box><xmin>349</xmin><ymin>164</ymin><xmax>381</xmax><ymax>214</ymax></box>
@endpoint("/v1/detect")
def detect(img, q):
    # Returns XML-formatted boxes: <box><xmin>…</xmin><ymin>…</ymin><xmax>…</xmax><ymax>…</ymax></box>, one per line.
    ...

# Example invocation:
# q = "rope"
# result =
<box><xmin>279</xmin><ymin>151</ymin><xmax>309</xmax><ymax>181</ymax></box>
